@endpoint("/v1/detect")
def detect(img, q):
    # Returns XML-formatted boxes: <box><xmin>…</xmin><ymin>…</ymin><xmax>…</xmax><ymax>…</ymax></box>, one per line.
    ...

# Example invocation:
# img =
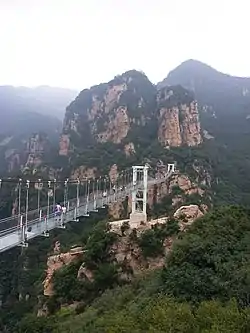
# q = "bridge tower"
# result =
<box><xmin>129</xmin><ymin>165</ymin><xmax>148</xmax><ymax>226</ymax></box>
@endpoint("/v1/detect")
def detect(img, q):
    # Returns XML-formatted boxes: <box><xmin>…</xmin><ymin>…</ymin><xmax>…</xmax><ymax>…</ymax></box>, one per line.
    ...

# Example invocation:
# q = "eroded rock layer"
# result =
<box><xmin>59</xmin><ymin>71</ymin><xmax>202</xmax><ymax>163</ymax></box>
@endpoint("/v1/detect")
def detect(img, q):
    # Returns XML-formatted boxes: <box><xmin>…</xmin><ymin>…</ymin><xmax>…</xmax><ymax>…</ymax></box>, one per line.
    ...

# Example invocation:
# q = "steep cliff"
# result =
<box><xmin>0</xmin><ymin>133</ymin><xmax>52</xmax><ymax>175</ymax></box>
<box><xmin>60</xmin><ymin>70</ymin><xmax>157</xmax><ymax>157</ymax></box>
<box><xmin>157</xmin><ymin>86</ymin><xmax>202</xmax><ymax>147</ymax></box>
<box><xmin>44</xmin><ymin>206</ymin><xmax>203</xmax><ymax>297</ymax></box>
<box><xmin>43</xmin><ymin>246</ymin><xmax>84</xmax><ymax>296</ymax></box>
<box><xmin>159</xmin><ymin>59</ymin><xmax>250</xmax><ymax>206</ymax></box>
<box><xmin>59</xmin><ymin>70</ymin><xmax>203</xmax><ymax>180</ymax></box>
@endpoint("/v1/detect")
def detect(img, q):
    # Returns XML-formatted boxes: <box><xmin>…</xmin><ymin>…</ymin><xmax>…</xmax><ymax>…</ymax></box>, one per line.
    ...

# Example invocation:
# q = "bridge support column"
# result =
<box><xmin>129</xmin><ymin>165</ymin><xmax>148</xmax><ymax>227</ymax></box>
<box><xmin>19</xmin><ymin>215</ymin><xmax>28</xmax><ymax>248</ymax></box>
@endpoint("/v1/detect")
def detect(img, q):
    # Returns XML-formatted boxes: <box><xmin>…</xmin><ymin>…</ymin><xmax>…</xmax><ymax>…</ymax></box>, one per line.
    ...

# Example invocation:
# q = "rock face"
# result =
<box><xmin>97</xmin><ymin>106</ymin><xmax>130</xmax><ymax>143</ymax></box>
<box><xmin>146</xmin><ymin>170</ymin><xmax>205</xmax><ymax>210</ymax></box>
<box><xmin>71</xmin><ymin>166</ymin><xmax>96</xmax><ymax>180</ymax></box>
<box><xmin>59</xmin><ymin>134</ymin><xmax>70</xmax><ymax>156</ymax></box>
<box><xmin>158</xmin><ymin>107</ymin><xmax>182</xmax><ymax>147</ymax></box>
<box><xmin>60</xmin><ymin>70</ymin><xmax>156</xmax><ymax>156</ymax></box>
<box><xmin>43</xmin><ymin>207</ymin><xmax>205</xmax><ymax>298</ymax></box>
<box><xmin>25</xmin><ymin>133</ymin><xmax>49</xmax><ymax>169</ymax></box>
<box><xmin>43</xmin><ymin>246</ymin><xmax>84</xmax><ymax>296</ymax></box>
<box><xmin>124</xmin><ymin>142</ymin><xmax>136</xmax><ymax>156</ymax></box>
<box><xmin>106</xmin><ymin>164</ymin><xmax>208</xmax><ymax>221</ymax></box>
<box><xmin>109</xmin><ymin>208</ymin><xmax>203</xmax><ymax>277</ymax></box>
<box><xmin>174</xmin><ymin>204</ymin><xmax>204</xmax><ymax>230</ymax></box>
<box><xmin>56</xmin><ymin>70</ymin><xmax>207</xmax><ymax>214</ymax></box>
<box><xmin>109</xmin><ymin>164</ymin><xmax>119</xmax><ymax>183</ymax></box>
<box><xmin>169</xmin><ymin>173</ymin><xmax>204</xmax><ymax>196</ymax></box>
<box><xmin>157</xmin><ymin>86</ymin><xmax>202</xmax><ymax>147</ymax></box>
<box><xmin>2</xmin><ymin>133</ymin><xmax>50</xmax><ymax>173</ymax></box>
<box><xmin>59</xmin><ymin>71</ymin><xmax>202</xmax><ymax>172</ymax></box>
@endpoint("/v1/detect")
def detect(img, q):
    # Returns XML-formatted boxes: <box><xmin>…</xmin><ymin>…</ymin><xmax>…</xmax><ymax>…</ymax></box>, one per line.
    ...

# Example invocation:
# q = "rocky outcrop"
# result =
<box><xmin>104</xmin><ymin>83</ymin><xmax>127</xmax><ymax>112</ymax></box>
<box><xmin>24</xmin><ymin>133</ymin><xmax>49</xmax><ymax>167</ymax></box>
<box><xmin>71</xmin><ymin>166</ymin><xmax>96</xmax><ymax>180</ymax></box>
<box><xmin>61</xmin><ymin>78</ymin><xmax>130</xmax><ymax>153</ymax></box>
<box><xmin>60</xmin><ymin>70</ymin><xmax>156</xmax><ymax>160</ymax></box>
<box><xmin>157</xmin><ymin>85</ymin><xmax>202</xmax><ymax>148</ymax></box>
<box><xmin>43</xmin><ymin>204</ymin><xmax>205</xmax><ymax>299</ymax></box>
<box><xmin>158</xmin><ymin>100</ymin><xmax>202</xmax><ymax>148</ymax></box>
<box><xmin>107</xmin><ymin>169</ymin><xmax>206</xmax><ymax>221</ymax></box>
<box><xmin>147</xmin><ymin>171</ymin><xmax>204</xmax><ymax>209</ymax></box>
<box><xmin>109</xmin><ymin>201</ymin><xmax>124</xmax><ymax>220</ymax></box>
<box><xmin>2</xmin><ymin>133</ymin><xmax>50</xmax><ymax>173</ymax></box>
<box><xmin>169</xmin><ymin>173</ymin><xmax>204</xmax><ymax>196</ymax></box>
<box><xmin>109</xmin><ymin>164</ymin><xmax>119</xmax><ymax>183</ymax></box>
<box><xmin>43</xmin><ymin>246</ymin><xmax>84</xmax><ymax>296</ymax></box>
<box><xmin>110</xmin><ymin>207</ymin><xmax>203</xmax><ymax>277</ymax></box>
<box><xmin>97</xmin><ymin>106</ymin><xmax>129</xmax><ymax>143</ymax></box>
<box><xmin>124</xmin><ymin>142</ymin><xmax>136</xmax><ymax>156</ymax></box>
<box><xmin>37</xmin><ymin>296</ymin><xmax>49</xmax><ymax>317</ymax></box>
<box><xmin>158</xmin><ymin>107</ymin><xmax>182</xmax><ymax>147</ymax></box>
<box><xmin>77</xmin><ymin>263</ymin><xmax>94</xmax><ymax>282</ymax></box>
<box><xmin>59</xmin><ymin>134</ymin><xmax>70</xmax><ymax>156</ymax></box>
<box><xmin>6</xmin><ymin>151</ymin><xmax>20</xmax><ymax>172</ymax></box>
<box><xmin>181</xmin><ymin>101</ymin><xmax>202</xmax><ymax>146</ymax></box>
<box><xmin>59</xmin><ymin>72</ymin><xmax>203</xmax><ymax>185</ymax></box>
<box><xmin>203</xmin><ymin>130</ymin><xmax>214</xmax><ymax>140</ymax></box>
<box><xmin>174</xmin><ymin>204</ymin><xmax>204</xmax><ymax>230</ymax></box>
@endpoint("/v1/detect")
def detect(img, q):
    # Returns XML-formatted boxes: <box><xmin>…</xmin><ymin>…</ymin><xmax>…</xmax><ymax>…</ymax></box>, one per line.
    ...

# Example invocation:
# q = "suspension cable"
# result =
<box><xmin>25</xmin><ymin>180</ymin><xmax>30</xmax><ymax>235</ymax></box>
<box><xmin>37</xmin><ymin>179</ymin><xmax>42</xmax><ymax>222</ymax></box>
<box><xmin>53</xmin><ymin>179</ymin><xmax>56</xmax><ymax>215</ymax></box>
<box><xmin>46</xmin><ymin>181</ymin><xmax>51</xmax><ymax>232</ymax></box>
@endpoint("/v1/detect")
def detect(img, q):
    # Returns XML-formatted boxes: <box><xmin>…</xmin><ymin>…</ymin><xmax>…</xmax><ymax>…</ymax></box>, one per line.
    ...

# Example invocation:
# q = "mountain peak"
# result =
<box><xmin>166</xmin><ymin>59</ymin><xmax>219</xmax><ymax>83</ymax></box>
<box><xmin>177</xmin><ymin>59</ymin><xmax>215</xmax><ymax>69</ymax></box>
<box><xmin>158</xmin><ymin>58</ymin><xmax>250</xmax><ymax>93</ymax></box>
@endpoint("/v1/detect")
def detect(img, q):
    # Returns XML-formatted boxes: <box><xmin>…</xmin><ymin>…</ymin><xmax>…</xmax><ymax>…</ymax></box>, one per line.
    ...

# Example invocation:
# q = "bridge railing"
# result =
<box><xmin>0</xmin><ymin>168</ymin><xmax>175</xmax><ymax>248</ymax></box>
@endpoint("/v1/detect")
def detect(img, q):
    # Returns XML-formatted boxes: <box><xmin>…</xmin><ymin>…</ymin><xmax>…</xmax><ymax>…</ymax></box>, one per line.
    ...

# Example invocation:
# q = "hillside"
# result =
<box><xmin>1</xmin><ymin>62</ymin><xmax>250</xmax><ymax>332</ymax></box>
<box><xmin>58</xmin><ymin>70</ymin><xmax>203</xmax><ymax>178</ymax></box>
<box><xmin>159</xmin><ymin>59</ymin><xmax>250</xmax><ymax>141</ymax></box>
<box><xmin>10</xmin><ymin>206</ymin><xmax>250</xmax><ymax>332</ymax></box>
<box><xmin>159</xmin><ymin>59</ymin><xmax>250</xmax><ymax>205</ymax></box>
<box><xmin>0</xmin><ymin>85</ymin><xmax>77</xmax><ymax>176</ymax></box>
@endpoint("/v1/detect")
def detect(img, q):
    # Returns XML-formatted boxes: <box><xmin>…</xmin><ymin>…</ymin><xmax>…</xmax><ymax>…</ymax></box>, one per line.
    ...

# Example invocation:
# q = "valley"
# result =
<box><xmin>0</xmin><ymin>60</ymin><xmax>250</xmax><ymax>332</ymax></box>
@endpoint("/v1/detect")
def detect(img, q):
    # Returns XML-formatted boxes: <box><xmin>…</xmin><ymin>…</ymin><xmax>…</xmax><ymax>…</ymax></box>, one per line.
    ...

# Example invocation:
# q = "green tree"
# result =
<box><xmin>162</xmin><ymin>206</ymin><xmax>250</xmax><ymax>305</ymax></box>
<box><xmin>17</xmin><ymin>314</ymin><xmax>54</xmax><ymax>333</ymax></box>
<box><xmin>138</xmin><ymin>228</ymin><xmax>164</xmax><ymax>258</ymax></box>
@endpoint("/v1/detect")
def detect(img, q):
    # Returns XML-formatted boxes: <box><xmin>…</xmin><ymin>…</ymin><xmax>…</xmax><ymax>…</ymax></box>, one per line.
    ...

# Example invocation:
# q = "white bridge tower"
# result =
<box><xmin>129</xmin><ymin>165</ymin><xmax>149</xmax><ymax>225</ymax></box>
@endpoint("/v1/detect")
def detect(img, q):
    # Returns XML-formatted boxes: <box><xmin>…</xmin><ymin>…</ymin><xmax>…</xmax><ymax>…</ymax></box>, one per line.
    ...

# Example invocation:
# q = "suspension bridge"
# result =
<box><xmin>0</xmin><ymin>164</ymin><xmax>175</xmax><ymax>253</ymax></box>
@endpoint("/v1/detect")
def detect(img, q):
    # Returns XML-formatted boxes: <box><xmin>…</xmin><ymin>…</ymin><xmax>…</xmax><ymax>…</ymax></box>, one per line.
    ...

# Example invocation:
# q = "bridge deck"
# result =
<box><xmin>0</xmin><ymin>174</ymin><xmax>172</xmax><ymax>253</ymax></box>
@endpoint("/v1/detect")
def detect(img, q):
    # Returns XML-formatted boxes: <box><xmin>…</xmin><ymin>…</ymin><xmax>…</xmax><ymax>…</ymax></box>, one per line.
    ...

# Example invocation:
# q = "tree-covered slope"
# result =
<box><xmin>159</xmin><ymin>59</ymin><xmax>250</xmax><ymax>143</ymax></box>
<box><xmin>0</xmin><ymin>85</ymin><xmax>77</xmax><ymax>175</ymax></box>
<box><xmin>15</xmin><ymin>206</ymin><xmax>250</xmax><ymax>333</ymax></box>
<box><xmin>2</xmin><ymin>61</ymin><xmax>250</xmax><ymax>332</ymax></box>
<box><xmin>159</xmin><ymin>60</ymin><xmax>250</xmax><ymax>206</ymax></box>
<box><xmin>58</xmin><ymin>70</ymin><xmax>203</xmax><ymax>182</ymax></box>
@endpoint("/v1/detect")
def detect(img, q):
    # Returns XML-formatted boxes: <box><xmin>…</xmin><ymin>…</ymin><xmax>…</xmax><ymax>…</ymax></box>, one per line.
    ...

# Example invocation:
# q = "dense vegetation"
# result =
<box><xmin>0</xmin><ymin>209</ymin><xmax>109</xmax><ymax>332</ymax></box>
<box><xmin>10</xmin><ymin>205</ymin><xmax>250</xmax><ymax>332</ymax></box>
<box><xmin>162</xmin><ymin>59</ymin><xmax>250</xmax><ymax>206</ymax></box>
<box><xmin>2</xmin><ymin>61</ymin><xmax>250</xmax><ymax>332</ymax></box>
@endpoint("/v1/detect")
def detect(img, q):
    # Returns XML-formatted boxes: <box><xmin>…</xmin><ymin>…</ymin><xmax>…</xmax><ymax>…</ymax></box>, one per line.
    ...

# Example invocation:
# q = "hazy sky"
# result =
<box><xmin>0</xmin><ymin>0</ymin><xmax>249</xmax><ymax>90</ymax></box>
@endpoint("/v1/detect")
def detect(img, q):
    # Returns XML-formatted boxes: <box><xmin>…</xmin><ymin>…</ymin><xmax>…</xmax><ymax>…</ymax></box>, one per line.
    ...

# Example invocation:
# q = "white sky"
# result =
<box><xmin>0</xmin><ymin>0</ymin><xmax>249</xmax><ymax>90</ymax></box>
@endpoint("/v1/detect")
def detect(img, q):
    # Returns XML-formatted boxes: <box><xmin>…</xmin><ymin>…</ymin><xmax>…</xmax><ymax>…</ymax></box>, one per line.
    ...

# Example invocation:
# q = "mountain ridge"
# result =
<box><xmin>1</xmin><ymin>60</ymin><xmax>250</xmax><ymax>332</ymax></box>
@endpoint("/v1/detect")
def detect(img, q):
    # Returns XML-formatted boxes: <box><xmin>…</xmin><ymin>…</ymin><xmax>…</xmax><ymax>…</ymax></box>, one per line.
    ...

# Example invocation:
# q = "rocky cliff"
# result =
<box><xmin>158</xmin><ymin>59</ymin><xmax>250</xmax><ymax>206</ymax></box>
<box><xmin>59</xmin><ymin>71</ymin><xmax>202</xmax><ymax>178</ymax></box>
<box><xmin>43</xmin><ymin>246</ymin><xmax>84</xmax><ymax>296</ymax></box>
<box><xmin>43</xmin><ymin>205</ymin><xmax>203</xmax><ymax>297</ymax></box>
<box><xmin>0</xmin><ymin>133</ymin><xmax>51</xmax><ymax>174</ymax></box>
<box><xmin>157</xmin><ymin>86</ymin><xmax>202</xmax><ymax>147</ymax></box>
